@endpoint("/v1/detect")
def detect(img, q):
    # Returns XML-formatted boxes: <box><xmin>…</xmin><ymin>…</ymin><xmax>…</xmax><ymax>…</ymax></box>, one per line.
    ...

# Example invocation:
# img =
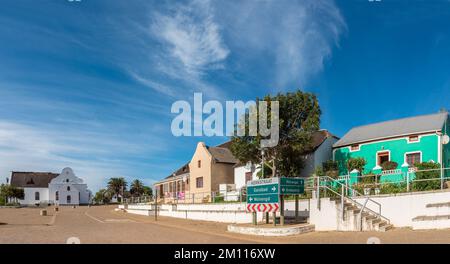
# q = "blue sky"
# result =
<box><xmin>1</xmin><ymin>0</ymin><xmax>450</xmax><ymax>191</ymax></box>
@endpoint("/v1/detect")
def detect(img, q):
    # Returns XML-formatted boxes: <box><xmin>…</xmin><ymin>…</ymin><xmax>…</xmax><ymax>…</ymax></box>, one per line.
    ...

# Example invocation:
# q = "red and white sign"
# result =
<box><xmin>246</xmin><ymin>203</ymin><xmax>279</xmax><ymax>213</ymax></box>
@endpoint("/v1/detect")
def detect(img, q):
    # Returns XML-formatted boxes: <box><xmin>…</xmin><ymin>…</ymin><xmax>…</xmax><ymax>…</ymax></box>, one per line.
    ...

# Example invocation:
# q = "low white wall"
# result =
<box><xmin>122</xmin><ymin>200</ymin><xmax>310</xmax><ymax>224</ymax></box>
<box><xmin>353</xmin><ymin>190</ymin><xmax>450</xmax><ymax>227</ymax></box>
<box><xmin>158</xmin><ymin>210</ymin><xmax>264</xmax><ymax>224</ymax></box>
<box><xmin>309</xmin><ymin>198</ymin><xmax>339</xmax><ymax>231</ymax></box>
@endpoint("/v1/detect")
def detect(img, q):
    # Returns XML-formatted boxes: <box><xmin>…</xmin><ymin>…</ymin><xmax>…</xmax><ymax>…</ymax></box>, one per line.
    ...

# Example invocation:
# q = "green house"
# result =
<box><xmin>333</xmin><ymin>112</ymin><xmax>450</xmax><ymax>183</ymax></box>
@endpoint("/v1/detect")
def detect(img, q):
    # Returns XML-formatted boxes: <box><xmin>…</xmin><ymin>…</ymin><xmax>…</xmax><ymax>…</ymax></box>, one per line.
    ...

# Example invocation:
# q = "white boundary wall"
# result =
<box><xmin>309</xmin><ymin>190</ymin><xmax>450</xmax><ymax>231</ymax></box>
<box><xmin>352</xmin><ymin>190</ymin><xmax>450</xmax><ymax>227</ymax></box>
<box><xmin>120</xmin><ymin>200</ymin><xmax>310</xmax><ymax>224</ymax></box>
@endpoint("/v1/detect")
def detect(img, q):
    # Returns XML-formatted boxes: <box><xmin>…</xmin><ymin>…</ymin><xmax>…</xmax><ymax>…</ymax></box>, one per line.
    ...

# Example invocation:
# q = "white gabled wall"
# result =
<box><xmin>49</xmin><ymin>167</ymin><xmax>91</xmax><ymax>205</ymax></box>
<box><xmin>19</xmin><ymin>188</ymin><xmax>49</xmax><ymax>205</ymax></box>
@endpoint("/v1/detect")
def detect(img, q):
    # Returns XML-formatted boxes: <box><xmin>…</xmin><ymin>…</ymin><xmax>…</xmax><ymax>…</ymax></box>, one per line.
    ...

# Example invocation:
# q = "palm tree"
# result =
<box><xmin>130</xmin><ymin>179</ymin><xmax>145</xmax><ymax>197</ymax></box>
<box><xmin>107</xmin><ymin>177</ymin><xmax>127</xmax><ymax>202</ymax></box>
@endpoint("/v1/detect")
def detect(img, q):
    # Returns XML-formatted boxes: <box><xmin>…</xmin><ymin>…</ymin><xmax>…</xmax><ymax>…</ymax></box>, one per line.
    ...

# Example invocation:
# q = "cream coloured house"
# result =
<box><xmin>154</xmin><ymin>141</ymin><xmax>238</xmax><ymax>203</ymax></box>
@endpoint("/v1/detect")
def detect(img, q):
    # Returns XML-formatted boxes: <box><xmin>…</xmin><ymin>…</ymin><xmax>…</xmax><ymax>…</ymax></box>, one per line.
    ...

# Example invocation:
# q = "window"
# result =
<box><xmin>350</xmin><ymin>144</ymin><xmax>360</xmax><ymax>151</ymax></box>
<box><xmin>377</xmin><ymin>151</ymin><xmax>390</xmax><ymax>166</ymax></box>
<box><xmin>406</xmin><ymin>152</ymin><xmax>421</xmax><ymax>166</ymax></box>
<box><xmin>196</xmin><ymin>177</ymin><xmax>204</xmax><ymax>188</ymax></box>
<box><xmin>55</xmin><ymin>191</ymin><xmax>59</xmax><ymax>201</ymax></box>
<box><xmin>35</xmin><ymin>192</ymin><xmax>40</xmax><ymax>201</ymax></box>
<box><xmin>67</xmin><ymin>186</ymin><xmax>71</xmax><ymax>191</ymax></box>
<box><xmin>198</xmin><ymin>160</ymin><xmax>201</xmax><ymax>168</ymax></box>
<box><xmin>66</xmin><ymin>179</ymin><xmax>69</xmax><ymax>183</ymax></box>
<box><xmin>67</xmin><ymin>195</ymin><xmax>71</xmax><ymax>204</ymax></box>
<box><xmin>408</xmin><ymin>135</ymin><xmax>419</xmax><ymax>143</ymax></box>
<box><xmin>245</xmin><ymin>172</ymin><xmax>253</xmax><ymax>183</ymax></box>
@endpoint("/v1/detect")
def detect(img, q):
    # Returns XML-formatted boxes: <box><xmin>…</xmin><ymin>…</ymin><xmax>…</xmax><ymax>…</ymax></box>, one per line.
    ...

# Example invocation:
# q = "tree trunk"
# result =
<box><xmin>272</xmin><ymin>159</ymin><xmax>277</xmax><ymax>177</ymax></box>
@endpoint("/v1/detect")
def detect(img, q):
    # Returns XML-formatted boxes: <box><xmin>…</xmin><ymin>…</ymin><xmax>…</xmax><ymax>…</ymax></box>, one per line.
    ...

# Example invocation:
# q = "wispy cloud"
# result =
<box><xmin>214</xmin><ymin>0</ymin><xmax>346</xmax><ymax>89</ymax></box>
<box><xmin>128</xmin><ymin>71</ymin><xmax>178</xmax><ymax>98</ymax></box>
<box><xmin>151</xmin><ymin>0</ymin><xmax>229</xmax><ymax>76</ymax></box>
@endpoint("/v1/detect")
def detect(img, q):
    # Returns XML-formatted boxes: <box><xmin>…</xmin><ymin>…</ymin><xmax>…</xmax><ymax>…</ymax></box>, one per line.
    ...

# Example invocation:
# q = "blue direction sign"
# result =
<box><xmin>247</xmin><ymin>178</ymin><xmax>280</xmax><ymax>204</ymax></box>
<box><xmin>280</xmin><ymin>177</ymin><xmax>304</xmax><ymax>195</ymax></box>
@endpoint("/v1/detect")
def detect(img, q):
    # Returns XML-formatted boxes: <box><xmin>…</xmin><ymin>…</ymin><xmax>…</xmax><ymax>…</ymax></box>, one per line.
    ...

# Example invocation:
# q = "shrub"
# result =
<box><xmin>381</xmin><ymin>161</ymin><xmax>398</xmax><ymax>171</ymax></box>
<box><xmin>323</xmin><ymin>160</ymin><xmax>338</xmax><ymax>172</ymax></box>
<box><xmin>214</xmin><ymin>195</ymin><xmax>225</xmax><ymax>203</ymax></box>
<box><xmin>322</xmin><ymin>160</ymin><xmax>339</xmax><ymax>178</ymax></box>
<box><xmin>360</xmin><ymin>173</ymin><xmax>377</xmax><ymax>184</ymax></box>
<box><xmin>412</xmin><ymin>162</ymin><xmax>441</xmax><ymax>191</ymax></box>
<box><xmin>352</xmin><ymin>183</ymin><xmax>366</xmax><ymax>195</ymax></box>
<box><xmin>313</xmin><ymin>166</ymin><xmax>324</xmax><ymax>177</ymax></box>
<box><xmin>347</xmin><ymin>157</ymin><xmax>366</xmax><ymax>173</ymax></box>
<box><xmin>380</xmin><ymin>183</ymin><xmax>407</xmax><ymax>194</ymax></box>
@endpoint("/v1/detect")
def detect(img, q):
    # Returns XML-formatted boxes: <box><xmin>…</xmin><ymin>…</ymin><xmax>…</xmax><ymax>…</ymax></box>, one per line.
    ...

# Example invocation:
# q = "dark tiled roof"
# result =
<box><xmin>164</xmin><ymin>163</ymin><xmax>190</xmax><ymax>180</ymax></box>
<box><xmin>207</xmin><ymin>146</ymin><xmax>239</xmax><ymax>164</ymax></box>
<box><xmin>333</xmin><ymin>112</ymin><xmax>448</xmax><ymax>148</ymax></box>
<box><xmin>10</xmin><ymin>172</ymin><xmax>59</xmax><ymax>188</ymax></box>
<box><xmin>311</xmin><ymin>130</ymin><xmax>339</xmax><ymax>151</ymax></box>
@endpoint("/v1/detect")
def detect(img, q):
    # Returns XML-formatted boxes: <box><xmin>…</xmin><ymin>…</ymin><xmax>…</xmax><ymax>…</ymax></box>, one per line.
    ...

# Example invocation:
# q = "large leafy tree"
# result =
<box><xmin>142</xmin><ymin>186</ymin><xmax>153</xmax><ymax>196</ymax></box>
<box><xmin>107</xmin><ymin>177</ymin><xmax>127</xmax><ymax>201</ymax></box>
<box><xmin>230</xmin><ymin>90</ymin><xmax>321</xmax><ymax>178</ymax></box>
<box><xmin>130</xmin><ymin>179</ymin><xmax>145</xmax><ymax>197</ymax></box>
<box><xmin>93</xmin><ymin>189</ymin><xmax>111</xmax><ymax>204</ymax></box>
<box><xmin>0</xmin><ymin>184</ymin><xmax>24</xmax><ymax>205</ymax></box>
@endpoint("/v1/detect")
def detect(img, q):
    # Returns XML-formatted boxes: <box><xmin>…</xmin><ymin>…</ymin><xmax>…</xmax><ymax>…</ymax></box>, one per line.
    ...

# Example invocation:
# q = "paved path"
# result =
<box><xmin>0</xmin><ymin>205</ymin><xmax>449</xmax><ymax>244</ymax></box>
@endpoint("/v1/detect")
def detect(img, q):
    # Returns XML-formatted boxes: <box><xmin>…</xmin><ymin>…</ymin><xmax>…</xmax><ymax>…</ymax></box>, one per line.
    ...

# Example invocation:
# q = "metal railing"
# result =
<box><xmin>316</xmin><ymin>176</ymin><xmax>389</xmax><ymax>229</ymax></box>
<box><xmin>320</xmin><ymin>167</ymin><xmax>450</xmax><ymax>195</ymax></box>
<box><xmin>125</xmin><ymin>189</ymin><xmax>248</xmax><ymax>205</ymax></box>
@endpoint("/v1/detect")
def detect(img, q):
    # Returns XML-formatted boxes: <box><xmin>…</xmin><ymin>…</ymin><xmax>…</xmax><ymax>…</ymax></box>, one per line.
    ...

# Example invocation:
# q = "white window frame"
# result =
<box><xmin>375</xmin><ymin>150</ymin><xmax>391</xmax><ymax>166</ymax></box>
<box><xmin>407</xmin><ymin>135</ymin><xmax>421</xmax><ymax>144</ymax></box>
<box><xmin>404</xmin><ymin>151</ymin><xmax>422</xmax><ymax>166</ymax></box>
<box><xmin>349</xmin><ymin>144</ymin><xmax>360</xmax><ymax>152</ymax></box>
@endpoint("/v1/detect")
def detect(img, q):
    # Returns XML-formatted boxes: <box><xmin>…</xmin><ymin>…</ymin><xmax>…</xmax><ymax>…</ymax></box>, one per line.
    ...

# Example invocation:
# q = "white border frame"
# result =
<box><xmin>375</xmin><ymin>150</ymin><xmax>391</xmax><ymax>166</ymax></box>
<box><xmin>349</xmin><ymin>144</ymin><xmax>360</xmax><ymax>152</ymax></box>
<box><xmin>406</xmin><ymin>135</ymin><xmax>421</xmax><ymax>144</ymax></box>
<box><xmin>404</xmin><ymin>151</ymin><xmax>422</xmax><ymax>166</ymax></box>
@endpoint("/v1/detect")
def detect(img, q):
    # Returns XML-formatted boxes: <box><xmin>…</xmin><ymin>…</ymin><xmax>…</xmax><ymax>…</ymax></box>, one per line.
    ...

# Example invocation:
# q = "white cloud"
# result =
<box><xmin>128</xmin><ymin>71</ymin><xmax>178</xmax><ymax>98</ymax></box>
<box><xmin>151</xmin><ymin>0</ymin><xmax>230</xmax><ymax>76</ymax></box>
<box><xmin>214</xmin><ymin>0</ymin><xmax>346</xmax><ymax>89</ymax></box>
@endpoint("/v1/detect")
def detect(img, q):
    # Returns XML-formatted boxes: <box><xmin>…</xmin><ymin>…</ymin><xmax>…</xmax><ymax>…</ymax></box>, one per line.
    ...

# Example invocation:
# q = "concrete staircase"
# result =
<box><xmin>334</xmin><ymin>199</ymin><xmax>394</xmax><ymax>232</ymax></box>
<box><xmin>412</xmin><ymin>201</ymin><xmax>450</xmax><ymax>230</ymax></box>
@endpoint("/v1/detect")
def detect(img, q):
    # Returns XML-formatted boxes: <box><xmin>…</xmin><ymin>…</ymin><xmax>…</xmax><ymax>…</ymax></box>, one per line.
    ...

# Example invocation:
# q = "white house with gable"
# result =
<box><xmin>48</xmin><ymin>167</ymin><xmax>91</xmax><ymax>205</ymax></box>
<box><xmin>10</xmin><ymin>167</ymin><xmax>92</xmax><ymax>206</ymax></box>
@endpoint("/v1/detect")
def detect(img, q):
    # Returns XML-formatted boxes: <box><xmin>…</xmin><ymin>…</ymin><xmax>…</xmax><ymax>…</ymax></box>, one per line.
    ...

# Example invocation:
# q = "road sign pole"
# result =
<box><xmin>280</xmin><ymin>195</ymin><xmax>285</xmax><ymax>226</ymax></box>
<box><xmin>295</xmin><ymin>195</ymin><xmax>299</xmax><ymax>220</ymax></box>
<box><xmin>252</xmin><ymin>212</ymin><xmax>257</xmax><ymax>225</ymax></box>
<box><xmin>273</xmin><ymin>211</ymin><xmax>276</xmax><ymax>226</ymax></box>
<box><xmin>154</xmin><ymin>189</ymin><xmax>158</xmax><ymax>222</ymax></box>
<box><xmin>265</xmin><ymin>212</ymin><xmax>269</xmax><ymax>224</ymax></box>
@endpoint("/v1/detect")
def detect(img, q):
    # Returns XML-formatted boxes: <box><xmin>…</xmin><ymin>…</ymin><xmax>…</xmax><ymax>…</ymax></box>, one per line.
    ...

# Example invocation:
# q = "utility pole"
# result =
<box><xmin>154</xmin><ymin>189</ymin><xmax>158</xmax><ymax>221</ymax></box>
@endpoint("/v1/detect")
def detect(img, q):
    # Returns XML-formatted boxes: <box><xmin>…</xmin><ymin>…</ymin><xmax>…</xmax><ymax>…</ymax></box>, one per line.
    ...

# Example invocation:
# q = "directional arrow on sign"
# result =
<box><xmin>249</xmin><ymin>197</ymin><xmax>253</xmax><ymax>202</ymax></box>
<box><xmin>271</xmin><ymin>186</ymin><xmax>277</xmax><ymax>192</ymax></box>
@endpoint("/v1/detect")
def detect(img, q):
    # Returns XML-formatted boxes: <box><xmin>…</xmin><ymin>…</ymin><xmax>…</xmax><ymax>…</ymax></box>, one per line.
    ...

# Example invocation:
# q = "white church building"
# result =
<box><xmin>10</xmin><ymin>167</ymin><xmax>92</xmax><ymax>206</ymax></box>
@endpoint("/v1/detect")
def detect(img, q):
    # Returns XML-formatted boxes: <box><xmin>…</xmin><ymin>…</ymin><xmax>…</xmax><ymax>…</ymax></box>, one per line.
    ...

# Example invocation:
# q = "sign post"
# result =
<box><xmin>247</xmin><ymin>177</ymin><xmax>305</xmax><ymax>226</ymax></box>
<box><xmin>247</xmin><ymin>178</ymin><xmax>280</xmax><ymax>225</ymax></box>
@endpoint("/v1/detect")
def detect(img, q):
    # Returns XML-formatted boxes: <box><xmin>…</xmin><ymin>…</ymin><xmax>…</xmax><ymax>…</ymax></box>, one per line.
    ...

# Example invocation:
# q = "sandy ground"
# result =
<box><xmin>0</xmin><ymin>205</ymin><xmax>449</xmax><ymax>244</ymax></box>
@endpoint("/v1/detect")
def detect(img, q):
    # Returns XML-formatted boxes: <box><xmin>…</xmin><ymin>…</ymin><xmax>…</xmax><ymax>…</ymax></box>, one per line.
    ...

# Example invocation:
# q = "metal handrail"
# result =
<box><xmin>317</xmin><ymin>176</ymin><xmax>390</xmax><ymax>224</ymax></box>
